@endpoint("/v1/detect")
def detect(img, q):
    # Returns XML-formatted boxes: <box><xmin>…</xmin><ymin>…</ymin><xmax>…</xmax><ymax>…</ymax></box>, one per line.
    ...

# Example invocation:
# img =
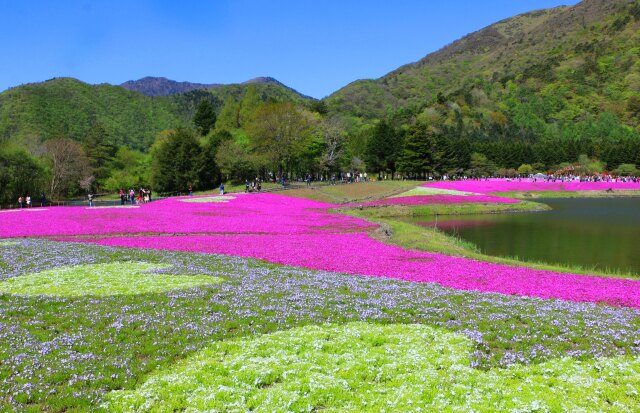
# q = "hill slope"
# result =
<box><xmin>120</xmin><ymin>77</ymin><xmax>221</xmax><ymax>96</ymax></box>
<box><xmin>0</xmin><ymin>77</ymin><xmax>313</xmax><ymax>151</ymax></box>
<box><xmin>326</xmin><ymin>0</ymin><xmax>640</xmax><ymax>138</ymax></box>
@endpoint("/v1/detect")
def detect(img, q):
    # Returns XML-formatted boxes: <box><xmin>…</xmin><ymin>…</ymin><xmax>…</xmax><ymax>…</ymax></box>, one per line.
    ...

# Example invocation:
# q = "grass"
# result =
<box><xmin>104</xmin><ymin>322</ymin><xmax>640</xmax><ymax>412</ymax></box>
<box><xmin>283</xmin><ymin>180</ymin><xmax>425</xmax><ymax>204</ymax></box>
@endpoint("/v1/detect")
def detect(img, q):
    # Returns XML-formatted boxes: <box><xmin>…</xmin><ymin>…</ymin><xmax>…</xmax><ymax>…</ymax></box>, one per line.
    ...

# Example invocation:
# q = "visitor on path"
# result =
<box><xmin>219</xmin><ymin>183</ymin><xmax>224</xmax><ymax>195</ymax></box>
<box><xmin>26</xmin><ymin>195</ymin><xmax>31</xmax><ymax>208</ymax></box>
<box><xmin>40</xmin><ymin>193</ymin><xmax>46</xmax><ymax>207</ymax></box>
<box><xmin>188</xmin><ymin>185</ymin><xmax>193</xmax><ymax>196</ymax></box>
<box><xmin>119</xmin><ymin>189</ymin><xmax>125</xmax><ymax>205</ymax></box>
<box><xmin>245</xmin><ymin>180</ymin><xmax>249</xmax><ymax>193</ymax></box>
<box><xmin>87</xmin><ymin>193</ymin><xmax>93</xmax><ymax>207</ymax></box>
<box><xmin>281</xmin><ymin>176</ymin><xmax>285</xmax><ymax>188</ymax></box>
<box><xmin>18</xmin><ymin>196</ymin><xmax>23</xmax><ymax>208</ymax></box>
<box><xmin>129</xmin><ymin>189</ymin><xmax>135</xmax><ymax>205</ymax></box>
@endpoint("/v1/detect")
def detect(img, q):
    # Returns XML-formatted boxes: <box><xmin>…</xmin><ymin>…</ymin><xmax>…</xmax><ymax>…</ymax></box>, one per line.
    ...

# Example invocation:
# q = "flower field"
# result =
<box><xmin>423</xmin><ymin>178</ymin><xmax>640</xmax><ymax>194</ymax></box>
<box><xmin>0</xmin><ymin>182</ymin><xmax>639</xmax><ymax>411</ymax></box>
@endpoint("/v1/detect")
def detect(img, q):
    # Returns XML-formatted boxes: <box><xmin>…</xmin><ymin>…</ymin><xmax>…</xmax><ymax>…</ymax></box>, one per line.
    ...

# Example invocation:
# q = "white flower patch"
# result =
<box><xmin>391</xmin><ymin>187</ymin><xmax>479</xmax><ymax>198</ymax></box>
<box><xmin>180</xmin><ymin>196</ymin><xmax>236</xmax><ymax>203</ymax></box>
<box><xmin>0</xmin><ymin>208</ymin><xmax>48</xmax><ymax>213</ymax></box>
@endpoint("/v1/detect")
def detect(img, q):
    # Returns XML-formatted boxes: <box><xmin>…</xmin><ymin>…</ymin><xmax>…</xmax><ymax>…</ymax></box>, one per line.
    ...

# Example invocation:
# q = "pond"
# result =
<box><xmin>404</xmin><ymin>197</ymin><xmax>640</xmax><ymax>275</ymax></box>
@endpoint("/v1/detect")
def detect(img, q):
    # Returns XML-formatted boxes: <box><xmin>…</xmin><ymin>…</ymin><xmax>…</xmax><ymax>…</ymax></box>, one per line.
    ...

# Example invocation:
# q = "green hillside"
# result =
<box><xmin>0</xmin><ymin>78</ymin><xmax>185</xmax><ymax>151</ymax></box>
<box><xmin>0</xmin><ymin>78</ymin><xmax>312</xmax><ymax>152</ymax></box>
<box><xmin>326</xmin><ymin>0</ymin><xmax>640</xmax><ymax>139</ymax></box>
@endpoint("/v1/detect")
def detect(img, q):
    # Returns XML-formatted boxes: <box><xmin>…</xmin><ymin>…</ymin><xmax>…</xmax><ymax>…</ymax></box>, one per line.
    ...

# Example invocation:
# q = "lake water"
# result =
<box><xmin>405</xmin><ymin>197</ymin><xmax>640</xmax><ymax>275</ymax></box>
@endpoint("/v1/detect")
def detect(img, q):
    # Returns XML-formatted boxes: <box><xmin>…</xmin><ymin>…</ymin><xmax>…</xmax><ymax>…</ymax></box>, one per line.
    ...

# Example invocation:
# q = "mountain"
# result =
<box><xmin>119</xmin><ymin>76</ymin><xmax>313</xmax><ymax>99</ymax></box>
<box><xmin>0</xmin><ymin>77</ymin><xmax>185</xmax><ymax>150</ymax></box>
<box><xmin>326</xmin><ymin>0</ymin><xmax>640</xmax><ymax>138</ymax></box>
<box><xmin>0</xmin><ymin>77</ymin><xmax>314</xmax><ymax>151</ymax></box>
<box><xmin>120</xmin><ymin>76</ymin><xmax>220</xmax><ymax>97</ymax></box>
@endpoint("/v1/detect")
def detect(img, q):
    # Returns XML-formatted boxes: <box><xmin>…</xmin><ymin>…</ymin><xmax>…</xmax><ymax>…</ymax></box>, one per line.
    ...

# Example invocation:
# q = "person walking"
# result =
<box><xmin>26</xmin><ymin>195</ymin><xmax>31</xmax><ymax>208</ymax></box>
<box><xmin>18</xmin><ymin>196</ymin><xmax>23</xmax><ymax>208</ymax></box>
<box><xmin>219</xmin><ymin>183</ymin><xmax>225</xmax><ymax>195</ymax></box>
<box><xmin>188</xmin><ymin>184</ymin><xmax>193</xmax><ymax>196</ymax></box>
<box><xmin>87</xmin><ymin>193</ymin><xmax>93</xmax><ymax>207</ymax></box>
<box><xmin>40</xmin><ymin>193</ymin><xmax>46</xmax><ymax>207</ymax></box>
<box><xmin>245</xmin><ymin>180</ymin><xmax>249</xmax><ymax>193</ymax></box>
<box><xmin>119</xmin><ymin>189</ymin><xmax>125</xmax><ymax>205</ymax></box>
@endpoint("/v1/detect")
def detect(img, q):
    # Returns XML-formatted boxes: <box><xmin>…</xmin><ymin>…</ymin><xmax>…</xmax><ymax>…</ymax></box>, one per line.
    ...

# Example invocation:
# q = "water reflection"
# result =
<box><xmin>404</xmin><ymin>197</ymin><xmax>640</xmax><ymax>274</ymax></box>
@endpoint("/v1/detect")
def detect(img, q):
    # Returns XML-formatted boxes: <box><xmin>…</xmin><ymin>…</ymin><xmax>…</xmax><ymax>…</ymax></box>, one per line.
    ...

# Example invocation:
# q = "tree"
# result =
<box><xmin>193</xmin><ymin>100</ymin><xmax>217</xmax><ymax>136</ymax></box>
<box><xmin>239</xmin><ymin>85</ymin><xmax>263</xmax><ymax>126</ymax></box>
<box><xmin>614</xmin><ymin>163</ymin><xmax>638</xmax><ymax>176</ymax></box>
<box><xmin>83</xmin><ymin>122</ymin><xmax>116</xmax><ymax>190</ymax></box>
<box><xmin>397</xmin><ymin>122</ymin><xmax>436</xmax><ymax>177</ymax></box>
<box><xmin>467</xmin><ymin>153</ymin><xmax>495</xmax><ymax>177</ymax></box>
<box><xmin>44</xmin><ymin>138</ymin><xmax>91</xmax><ymax>199</ymax></box>
<box><xmin>319</xmin><ymin>117</ymin><xmax>346</xmax><ymax>173</ymax></box>
<box><xmin>364</xmin><ymin>120</ymin><xmax>403</xmax><ymax>178</ymax></box>
<box><xmin>151</xmin><ymin>129</ymin><xmax>203</xmax><ymax>192</ymax></box>
<box><xmin>248</xmin><ymin>102</ymin><xmax>312</xmax><ymax>177</ymax></box>
<box><xmin>517</xmin><ymin>164</ymin><xmax>533</xmax><ymax>176</ymax></box>
<box><xmin>217</xmin><ymin>97</ymin><xmax>241</xmax><ymax>130</ymax></box>
<box><xmin>215</xmin><ymin>140</ymin><xmax>255</xmax><ymax>181</ymax></box>
<box><xmin>0</xmin><ymin>147</ymin><xmax>45</xmax><ymax>206</ymax></box>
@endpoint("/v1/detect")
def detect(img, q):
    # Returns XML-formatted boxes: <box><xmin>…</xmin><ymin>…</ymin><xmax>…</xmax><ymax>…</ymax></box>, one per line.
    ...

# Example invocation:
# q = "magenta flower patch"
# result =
<box><xmin>2</xmin><ymin>192</ymin><xmax>639</xmax><ymax>309</ymax></box>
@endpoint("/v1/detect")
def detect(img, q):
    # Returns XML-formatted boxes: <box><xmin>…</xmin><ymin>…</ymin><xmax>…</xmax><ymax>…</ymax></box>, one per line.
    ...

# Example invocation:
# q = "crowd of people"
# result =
<box><xmin>119</xmin><ymin>188</ymin><xmax>152</xmax><ymax>205</ymax></box>
<box><xmin>16</xmin><ymin>194</ymin><xmax>47</xmax><ymax>208</ymax></box>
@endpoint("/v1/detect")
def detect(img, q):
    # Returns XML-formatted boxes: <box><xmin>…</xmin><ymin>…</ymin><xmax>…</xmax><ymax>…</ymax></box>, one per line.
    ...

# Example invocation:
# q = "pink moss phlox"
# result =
<box><xmin>353</xmin><ymin>194</ymin><xmax>520</xmax><ymax>207</ymax></box>
<box><xmin>423</xmin><ymin>179</ymin><xmax>640</xmax><ymax>194</ymax></box>
<box><xmin>3</xmin><ymin>192</ymin><xmax>640</xmax><ymax>309</ymax></box>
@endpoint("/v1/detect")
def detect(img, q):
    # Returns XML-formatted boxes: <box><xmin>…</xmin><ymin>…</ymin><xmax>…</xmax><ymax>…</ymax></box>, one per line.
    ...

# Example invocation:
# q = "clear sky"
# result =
<box><xmin>0</xmin><ymin>0</ymin><xmax>579</xmax><ymax>98</ymax></box>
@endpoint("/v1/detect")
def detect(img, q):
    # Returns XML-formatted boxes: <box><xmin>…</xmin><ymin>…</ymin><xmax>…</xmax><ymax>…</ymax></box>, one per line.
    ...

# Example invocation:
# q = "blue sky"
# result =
<box><xmin>0</xmin><ymin>0</ymin><xmax>579</xmax><ymax>98</ymax></box>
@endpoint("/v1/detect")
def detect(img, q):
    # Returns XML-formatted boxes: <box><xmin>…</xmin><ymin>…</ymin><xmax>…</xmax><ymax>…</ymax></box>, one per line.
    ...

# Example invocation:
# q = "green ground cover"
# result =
<box><xmin>104</xmin><ymin>322</ymin><xmax>640</xmax><ymax>412</ymax></box>
<box><xmin>0</xmin><ymin>262</ymin><xmax>222</xmax><ymax>296</ymax></box>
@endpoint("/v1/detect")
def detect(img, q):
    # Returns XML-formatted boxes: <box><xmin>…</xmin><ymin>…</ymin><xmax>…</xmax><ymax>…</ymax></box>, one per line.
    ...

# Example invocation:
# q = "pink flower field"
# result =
<box><xmin>356</xmin><ymin>194</ymin><xmax>520</xmax><ymax>206</ymax></box>
<box><xmin>424</xmin><ymin>178</ymin><xmax>640</xmax><ymax>194</ymax></box>
<box><xmin>2</xmin><ymin>191</ymin><xmax>639</xmax><ymax>308</ymax></box>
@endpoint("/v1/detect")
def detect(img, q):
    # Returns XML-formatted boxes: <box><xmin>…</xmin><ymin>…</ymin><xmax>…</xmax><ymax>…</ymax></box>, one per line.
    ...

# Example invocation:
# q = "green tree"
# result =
<box><xmin>84</xmin><ymin>123</ymin><xmax>117</xmax><ymax>190</ymax></box>
<box><xmin>397</xmin><ymin>123</ymin><xmax>436</xmax><ymax>177</ymax></box>
<box><xmin>239</xmin><ymin>85</ymin><xmax>263</xmax><ymax>127</ymax></box>
<box><xmin>151</xmin><ymin>129</ymin><xmax>203</xmax><ymax>192</ymax></box>
<box><xmin>364</xmin><ymin>120</ymin><xmax>403</xmax><ymax>178</ymax></box>
<box><xmin>248</xmin><ymin>102</ymin><xmax>312</xmax><ymax>177</ymax></box>
<box><xmin>217</xmin><ymin>97</ymin><xmax>241</xmax><ymax>130</ymax></box>
<box><xmin>0</xmin><ymin>147</ymin><xmax>45</xmax><ymax>206</ymax></box>
<box><xmin>193</xmin><ymin>100</ymin><xmax>217</xmax><ymax>136</ymax></box>
<box><xmin>467</xmin><ymin>153</ymin><xmax>495</xmax><ymax>177</ymax></box>
<box><xmin>614</xmin><ymin>163</ymin><xmax>638</xmax><ymax>176</ymax></box>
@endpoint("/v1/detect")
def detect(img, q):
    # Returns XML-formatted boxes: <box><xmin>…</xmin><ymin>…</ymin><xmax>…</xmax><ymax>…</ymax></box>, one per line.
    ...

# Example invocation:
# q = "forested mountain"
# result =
<box><xmin>327</xmin><ymin>0</ymin><xmax>640</xmax><ymax>139</ymax></box>
<box><xmin>0</xmin><ymin>77</ymin><xmax>312</xmax><ymax>151</ymax></box>
<box><xmin>120</xmin><ymin>77</ymin><xmax>221</xmax><ymax>96</ymax></box>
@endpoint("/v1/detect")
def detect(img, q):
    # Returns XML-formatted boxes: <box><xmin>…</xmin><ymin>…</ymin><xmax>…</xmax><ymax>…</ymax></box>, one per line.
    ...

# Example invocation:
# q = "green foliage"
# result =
<box><xmin>193</xmin><ymin>100</ymin><xmax>217</xmax><ymax>136</ymax></box>
<box><xmin>0</xmin><ymin>146</ymin><xmax>46</xmax><ymax>206</ymax></box>
<box><xmin>151</xmin><ymin>129</ymin><xmax>209</xmax><ymax>192</ymax></box>
<box><xmin>105</xmin><ymin>322</ymin><xmax>640</xmax><ymax>412</ymax></box>
<box><xmin>0</xmin><ymin>262</ymin><xmax>221</xmax><ymax>296</ymax></box>
<box><xmin>0</xmin><ymin>78</ymin><xmax>185</xmax><ymax>151</ymax></box>
<box><xmin>614</xmin><ymin>163</ymin><xmax>638</xmax><ymax>176</ymax></box>
<box><xmin>396</xmin><ymin>122</ymin><xmax>437</xmax><ymax>176</ymax></box>
<box><xmin>364</xmin><ymin>120</ymin><xmax>403</xmax><ymax>176</ymax></box>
